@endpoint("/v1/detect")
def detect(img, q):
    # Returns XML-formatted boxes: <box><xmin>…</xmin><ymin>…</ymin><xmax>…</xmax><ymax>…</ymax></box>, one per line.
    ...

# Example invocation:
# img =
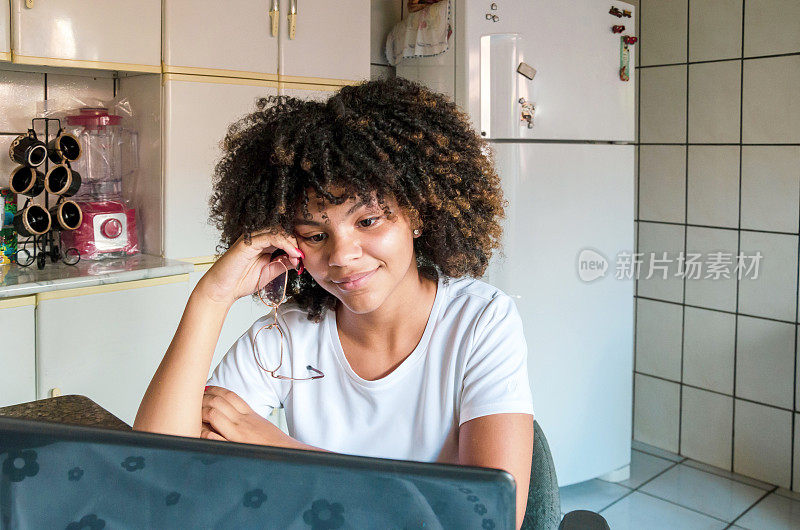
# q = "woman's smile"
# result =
<box><xmin>332</xmin><ymin>267</ymin><xmax>378</xmax><ymax>291</ymax></box>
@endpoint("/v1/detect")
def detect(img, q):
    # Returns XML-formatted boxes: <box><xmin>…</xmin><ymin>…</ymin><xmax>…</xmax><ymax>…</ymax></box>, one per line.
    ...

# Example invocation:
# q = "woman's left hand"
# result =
<box><xmin>201</xmin><ymin>386</ymin><xmax>288</xmax><ymax>446</ymax></box>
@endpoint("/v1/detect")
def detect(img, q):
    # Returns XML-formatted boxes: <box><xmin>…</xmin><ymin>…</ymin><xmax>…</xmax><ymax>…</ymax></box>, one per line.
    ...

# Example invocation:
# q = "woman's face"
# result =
<box><xmin>292</xmin><ymin>187</ymin><xmax>419</xmax><ymax>314</ymax></box>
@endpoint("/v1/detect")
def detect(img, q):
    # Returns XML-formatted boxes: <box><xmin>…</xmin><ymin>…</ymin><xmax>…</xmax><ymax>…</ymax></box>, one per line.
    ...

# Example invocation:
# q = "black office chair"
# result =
<box><xmin>521</xmin><ymin>420</ymin><xmax>610</xmax><ymax>530</ymax></box>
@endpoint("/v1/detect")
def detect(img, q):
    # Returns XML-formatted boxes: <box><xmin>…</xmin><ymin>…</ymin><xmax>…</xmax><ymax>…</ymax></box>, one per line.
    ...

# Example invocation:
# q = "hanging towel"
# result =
<box><xmin>385</xmin><ymin>0</ymin><xmax>451</xmax><ymax>67</ymax></box>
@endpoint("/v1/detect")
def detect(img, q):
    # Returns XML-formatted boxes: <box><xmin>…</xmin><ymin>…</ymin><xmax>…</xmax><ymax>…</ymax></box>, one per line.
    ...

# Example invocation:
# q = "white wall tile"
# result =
<box><xmin>743</xmin><ymin>0</ymin><xmax>800</xmax><ymax>57</ymax></box>
<box><xmin>736</xmin><ymin>315</ymin><xmax>795</xmax><ymax>409</ymax></box>
<box><xmin>795</xmin><ymin>413</ymin><xmax>800</xmax><ymax>491</ymax></box>
<box><xmin>734</xmin><ymin>399</ymin><xmax>792</xmax><ymax>488</ymax></box>
<box><xmin>684</xmin><ymin>227</ymin><xmax>738</xmax><ymax>312</ymax></box>
<box><xmin>635</xmin><ymin>299</ymin><xmax>683</xmax><ymax>381</ymax></box>
<box><xmin>687</xmin><ymin>146</ymin><xmax>739</xmax><ymax>229</ymax></box>
<box><xmin>688</xmin><ymin>60</ymin><xmax>740</xmax><ymax>143</ymax></box>
<box><xmin>638</xmin><ymin>145</ymin><xmax>686</xmax><ymax>223</ymax></box>
<box><xmin>680</xmin><ymin>387</ymin><xmax>733</xmax><ymax>470</ymax></box>
<box><xmin>742</xmin><ymin>56</ymin><xmax>800</xmax><ymax>144</ymax></box>
<box><xmin>0</xmin><ymin>70</ymin><xmax>45</xmax><ymax>132</ymax></box>
<box><xmin>637</xmin><ymin>222</ymin><xmax>686</xmax><ymax>303</ymax></box>
<box><xmin>683</xmin><ymin>306</ymin><xmax>735</xmax><ymax>394</ymax></box>
<box><xmin>634</xmin><ymin>373</ymin><xmax>681</xmax><ymax>453</ymax></box>
<box><xmin>741</xmin><ymin>146</ymin><xmax>800</xmax><ymax>234</ymax></box>
<box><xmin>639</xmin><ymin>65</ymin><xmax>687</xmax><ymax>143</ymax></box>
<box><xmin>371</xmin><ymin>0</ymin><xmax>402</xmax><ymax>65</ymax></box>
<box><xmin>46</xmin><ymin>74</ymin><xmax>115</xmax><ymax>109</ymax></box>
<box><xmin>797</xmin><ymin>328</ymin><xmax>800</xmax><ymax>413</ymax></box>
<box><xmin>689</xmin><ymin>0</ymin><xmax>743</xmax><ymax>62</ymax></box>
<box><xmin>738</xmin><ymin>232</ymin><xmax>798</xmax><ymax>321</ymax></box>
<box><xmin>640</xmin><ymin>0</ymin><xmax>688</xmax><ymax>66</ymax></box>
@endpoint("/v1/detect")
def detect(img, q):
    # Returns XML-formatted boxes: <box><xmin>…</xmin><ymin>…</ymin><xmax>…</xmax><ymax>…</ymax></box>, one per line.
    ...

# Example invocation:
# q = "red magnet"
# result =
<box><xmin>612</xmin><ymin>25</ymin><xmax>625</xmax><ymax>33</ymax></box>
<box><xmin>623</xmin><ymin>35</ymin><xmax>637</xmax><ymax>45</ymax></box>
<box><xmin>609</xmin><ymin>7</ymin><xmax>623</xmax><ymax>17</ymax></box>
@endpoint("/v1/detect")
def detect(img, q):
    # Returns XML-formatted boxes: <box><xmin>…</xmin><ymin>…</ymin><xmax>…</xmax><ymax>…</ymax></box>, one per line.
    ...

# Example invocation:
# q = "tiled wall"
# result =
<box><xmin>0</xmin><ymin>70</ymin><xmax>116</xmax><ymax>233</ymax></box>
<box><xmin>370</xmin><ymin>0</ymin><xmax>402</xmax><ymax>80</ymax></box>
<box><xmin>633</xmin><ymin>0</ymin><xmax>800</xmax><ymax>490</ymax></box>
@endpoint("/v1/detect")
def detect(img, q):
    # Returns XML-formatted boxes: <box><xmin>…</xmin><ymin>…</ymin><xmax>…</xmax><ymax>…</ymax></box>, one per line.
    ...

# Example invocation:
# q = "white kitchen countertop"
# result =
<box><xmin>0</xmin><ymin>253</ymin><xmax>195</xmax><ymax>299</ymax></box>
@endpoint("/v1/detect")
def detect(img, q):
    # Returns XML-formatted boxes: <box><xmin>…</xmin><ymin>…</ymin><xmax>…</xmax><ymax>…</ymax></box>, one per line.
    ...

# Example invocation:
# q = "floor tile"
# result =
<box><xmin>599</xmin><ymin>449</ymin><xmax>675</xmax><ymax>489</ymax></box>
<box><xmin>599</xmin><ymin>491</ymin><xmax>727</xmax><ymax>530</ymax></box>
<box><xmin>632</xmin><ymin>440</ymin><xmax>685</xmax><ymax>462</ymax></box>
<box><xmin>683</xmin><ymin>459</ymin><xmax>773</xmax><ymax>491</ymax></box>
<box><xmin>640</xmin><ymin>463</ymin><xmax>766</xmax><ymax>522</ymax></box>
<box><xmin>735</xmin><ymin>492</ymin><xmax>800</xmax><ymax>530</ymax></box>
<box><xmin>558</xmin><ymin>479</ymin><xmax>631</xmax><ymax>514</ymax></box>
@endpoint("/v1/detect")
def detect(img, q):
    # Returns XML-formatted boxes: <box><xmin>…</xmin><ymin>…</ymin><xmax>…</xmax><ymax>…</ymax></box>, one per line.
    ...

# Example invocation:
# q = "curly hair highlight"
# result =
<box><xmin>209</xmin><ymin>77</ymin><xmax>506</xmax><ymax>322</ymax></box>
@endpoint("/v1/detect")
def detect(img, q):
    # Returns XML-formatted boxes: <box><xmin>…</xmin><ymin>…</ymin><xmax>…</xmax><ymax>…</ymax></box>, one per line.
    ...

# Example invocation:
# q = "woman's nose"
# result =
<box><xmin>327</xmin><ymin>235</ymin><xmax>362</xmax><ymax>267</ymax></box>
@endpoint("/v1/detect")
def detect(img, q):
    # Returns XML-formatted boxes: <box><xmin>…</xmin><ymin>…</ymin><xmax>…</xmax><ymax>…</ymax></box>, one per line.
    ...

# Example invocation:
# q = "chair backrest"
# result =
<box><xmin>521</xmin><ymin>420</ymin><xmax>561</xmax><ymax>530</ymax></box>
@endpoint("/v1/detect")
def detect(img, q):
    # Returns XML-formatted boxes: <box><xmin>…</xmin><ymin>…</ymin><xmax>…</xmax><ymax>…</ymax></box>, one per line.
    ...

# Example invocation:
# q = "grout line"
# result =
<box><xmin>678</xmin><ymin>0</ymin><xmax>690</xmax><ymax>455</ymax></box>
<box><xmin>732</xmin><ymin>0</ymin><xmax>746</xmax><ymax>475</ymax></box>
<box><xmin>726</xmin><ymin>486</ymin><xmax>778</xmax><ymax>528</ymax></box>
<box><xmin>633</xmin><ymin>295</ymin><xmax>799</xmax><ymax>327</ymax></box>
<box><xmin>681</xmin><ymin>459</ymin><xmax>773</xmax><ymax>491</ymax></box>
<box><xmin>637</xmin><ymin>50</ymin><xmax>800</xmax><ymax>69</ymax></box>
<box><xmin>627</xmin><ymin>489</ymin><xmax>732</xmax><ymax>524</ymax></box>
<box><xmin>630</xmin><ymin>446</ymin><xmax>685</xmax><ymax>464</ymax></box>
<box><xmin>635</xmin><ymin>219</ymin><xmax>800</xmax><ymax>237</ymax></box>
<box><xmin>639</xmin><ymin>142</ymin><xmax>800</xmax><ymax>146</ymax></box>
<box><xmin>634</xmin><ymin>371</ymin><xmax>800</xmax><ymax>414</ymax></box>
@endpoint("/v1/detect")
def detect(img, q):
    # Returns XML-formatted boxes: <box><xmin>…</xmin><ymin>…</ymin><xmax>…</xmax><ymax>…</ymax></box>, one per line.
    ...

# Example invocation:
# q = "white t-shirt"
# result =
<box><xmin>207</xmin><ymin>273</ymin><xmax>534</xmax><ymax>464</ymax></box>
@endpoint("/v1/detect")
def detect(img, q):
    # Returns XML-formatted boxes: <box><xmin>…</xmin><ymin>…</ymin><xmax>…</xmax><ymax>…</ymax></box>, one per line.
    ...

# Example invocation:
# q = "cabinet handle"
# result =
<box><xmin>288</xmin><ymin>0</ymin><xmax>297</xmax><ymax>40</ymax></box>
<box><xmin>269</xmin><ymin>0</ymin><xmax>279</xmax><ymax>38</ymax></box>
<box><xmin>25</xmin><ymin>0</ymin><xmax>34</xmax><ymax>8</ymax></box>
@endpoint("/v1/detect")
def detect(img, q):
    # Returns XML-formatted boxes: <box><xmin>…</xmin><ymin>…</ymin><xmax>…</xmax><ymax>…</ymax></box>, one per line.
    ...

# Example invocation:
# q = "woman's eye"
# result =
<box><xmin>359</xmin><ymin>216</ymin><xmax>381</xmax><ymax>228</ymax></box>
<box><xmin>303</xmin><ymin>233</ymin><xmax>325</xmax><ymax>243</ymax></box>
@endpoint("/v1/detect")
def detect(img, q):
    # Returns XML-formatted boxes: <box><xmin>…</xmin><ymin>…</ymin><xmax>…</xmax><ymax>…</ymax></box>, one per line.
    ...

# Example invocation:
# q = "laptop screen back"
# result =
<box><xmin>0</xmin><ymin>417</ymin><xmax>515</xmax><ymax>529</ymax></box>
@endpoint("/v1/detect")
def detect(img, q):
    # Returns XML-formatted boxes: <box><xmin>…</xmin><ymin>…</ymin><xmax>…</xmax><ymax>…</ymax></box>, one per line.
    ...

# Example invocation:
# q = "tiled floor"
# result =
<box><xmin>558</xmin><ymin>440</ymin><xmax>800</xmax><ymax>529</ymax></box>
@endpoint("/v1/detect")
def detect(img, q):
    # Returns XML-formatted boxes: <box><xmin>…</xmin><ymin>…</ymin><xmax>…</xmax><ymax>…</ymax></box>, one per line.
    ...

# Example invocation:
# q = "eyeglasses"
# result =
<box><xmin>252</xmin><ymin>254</ymin><xmax>325</xmax><ymax>381</ymax></box>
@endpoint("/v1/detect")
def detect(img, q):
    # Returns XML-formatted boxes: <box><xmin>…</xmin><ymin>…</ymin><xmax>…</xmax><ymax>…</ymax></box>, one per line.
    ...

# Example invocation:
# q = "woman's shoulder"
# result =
<box><xmin>439</xmin><ymin>274</ymin><xmax>517</xmax><ymax>319</ymax></box>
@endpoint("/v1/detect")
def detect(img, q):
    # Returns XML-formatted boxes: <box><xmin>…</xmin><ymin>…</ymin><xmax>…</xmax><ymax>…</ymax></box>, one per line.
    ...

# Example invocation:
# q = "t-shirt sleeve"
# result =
<box><xmin>206</xmin><ymin>314</ymin><xmax>289</xmax><ymax>419</ymax></box>
<box><xmin>459</xmin><ymin>293</ymin><xmax>535</xmax><ymax>426</ymax></box>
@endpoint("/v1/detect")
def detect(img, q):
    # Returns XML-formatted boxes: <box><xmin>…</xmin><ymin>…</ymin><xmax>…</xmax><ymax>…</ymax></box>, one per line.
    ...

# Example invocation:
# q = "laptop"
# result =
<box><xmin>0</xmin><ymin>416</ymin><xmax>515</xmax><ymax>529</ymax></box>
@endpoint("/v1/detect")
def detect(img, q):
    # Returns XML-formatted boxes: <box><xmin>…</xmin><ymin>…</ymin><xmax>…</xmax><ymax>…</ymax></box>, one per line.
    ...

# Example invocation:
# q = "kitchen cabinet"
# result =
<box><xmin>0</xmin><ymin>0</ymin><xmax>10</xmax><ymax>62</ymax></box>
<box><xmin>0</xmin><ymin>296</ymin><xmax>36</xmax><ymax>407</ymax></box>
<box><xmin>278</xmin><ymin>0</ymin><xmax>370</xmax><ymax>84</ymax></box>
<box><xmin>163</xmin><ymin>0</ymin><xmax>278</xmax><ymax>80</ymax></box>
<box><xmin>35</xmin><ymin>276</ymin><xmax>189</xmax><ymax>426</ymax></box>
<box><xmin>162</xmin><ymin>76</ymin><xmax>279</xmax><ymax>262</ymax></box>
<box><xmin>10</xmin><ymin>0</ymin><xmax>160</xmax><ymax>72</ymax></box>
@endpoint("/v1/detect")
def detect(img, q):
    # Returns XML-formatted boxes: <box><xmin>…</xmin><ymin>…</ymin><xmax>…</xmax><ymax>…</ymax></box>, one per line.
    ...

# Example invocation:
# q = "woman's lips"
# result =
<box><xmin>333</xmin><ymin>268</ymin><xmax>377</xmax><ymax>291</ymax></box>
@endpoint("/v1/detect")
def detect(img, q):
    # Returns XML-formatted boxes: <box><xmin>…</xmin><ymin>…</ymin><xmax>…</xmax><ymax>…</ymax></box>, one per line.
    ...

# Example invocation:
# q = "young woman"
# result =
<box><xmin>134</xmin><ymin>77</ymin><xmax>534</xmax><ymax>528</ymax></box>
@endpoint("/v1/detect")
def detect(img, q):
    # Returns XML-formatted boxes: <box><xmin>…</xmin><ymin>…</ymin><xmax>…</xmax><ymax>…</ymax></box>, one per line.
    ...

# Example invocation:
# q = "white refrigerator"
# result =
<box><xmin>397</xmin><ymin>0</ymin><xmax>636</xmax><ymax>486</ymax></box>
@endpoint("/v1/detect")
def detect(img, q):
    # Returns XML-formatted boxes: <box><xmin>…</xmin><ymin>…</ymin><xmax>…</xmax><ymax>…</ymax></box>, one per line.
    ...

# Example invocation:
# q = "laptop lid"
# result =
<box><xmin>0</xmin><ymin>417</ymin><xmax>515</xmax><ymax>529</ymax></box>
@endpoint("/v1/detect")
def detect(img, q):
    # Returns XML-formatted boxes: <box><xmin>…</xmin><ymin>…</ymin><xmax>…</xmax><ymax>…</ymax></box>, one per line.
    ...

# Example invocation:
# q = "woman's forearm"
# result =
<box><xmin>133</xmin><ymin>286</ymin><xmax>231</xmax><ymax>436</ymax></box>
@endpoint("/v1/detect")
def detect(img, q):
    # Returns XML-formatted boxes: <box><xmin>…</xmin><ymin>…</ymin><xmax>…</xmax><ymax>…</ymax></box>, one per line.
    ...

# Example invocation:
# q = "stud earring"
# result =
<box><xmin>413</xmin><ymin>229</ymin><xmax>420</xmax><ymax>236</ymax></box>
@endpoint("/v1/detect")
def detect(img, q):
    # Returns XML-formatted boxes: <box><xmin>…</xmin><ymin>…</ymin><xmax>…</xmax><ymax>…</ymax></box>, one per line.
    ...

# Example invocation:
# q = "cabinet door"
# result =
<box><xmin>36</xmin><ymin>277</ymin><xmax>189</xmax><ymax>426</ymax></box>
<box><xmin>163</xmin><ymin>0</ymin><xmax>278</xmax><ymax>79</ymax></box>
<box><xmin>0</xmin><ymin>297</ymin><xmax>36</xmax><ymax>407</ymax></box>
<box><xmin>0</xmin><ymin>0</ymin><xmax>10</xmax><ymax>62</ymax></box>
<box><xmin>11</xmin><ymin>0</ymin><xmax>160</xmax><ymax>72</ymax></box>
<box><xmin>279</xmin><ymin>0</ymin><xmax>370</xmax><ymax>84</ymax></box>
<box><xmin>163</xmin><ymin>76</ymin><xmax>279</xmax><ymax>262</ymax></box>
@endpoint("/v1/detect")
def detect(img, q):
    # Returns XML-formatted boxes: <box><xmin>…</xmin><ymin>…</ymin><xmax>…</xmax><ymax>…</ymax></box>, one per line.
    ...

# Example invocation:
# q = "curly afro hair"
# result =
<box><xmin>209</xmin><ymin>76</ymin><xmax>507</xmax><ymax>322</ymax></box>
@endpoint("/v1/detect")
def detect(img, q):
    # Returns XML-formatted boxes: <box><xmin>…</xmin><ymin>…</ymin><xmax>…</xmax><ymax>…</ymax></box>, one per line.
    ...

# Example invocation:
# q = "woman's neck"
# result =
<box><xmin>335</xmin><ymin>266</ymin><xmax>438</xmax><ymax>360</ymax></box>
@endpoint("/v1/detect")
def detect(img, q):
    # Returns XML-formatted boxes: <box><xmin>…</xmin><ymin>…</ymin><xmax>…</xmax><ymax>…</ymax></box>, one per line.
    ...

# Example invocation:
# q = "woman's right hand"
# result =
<box><xmin>194</xmin><ymin>229</ymin><xmax>304</xmax><ymax>307</ymax></box>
